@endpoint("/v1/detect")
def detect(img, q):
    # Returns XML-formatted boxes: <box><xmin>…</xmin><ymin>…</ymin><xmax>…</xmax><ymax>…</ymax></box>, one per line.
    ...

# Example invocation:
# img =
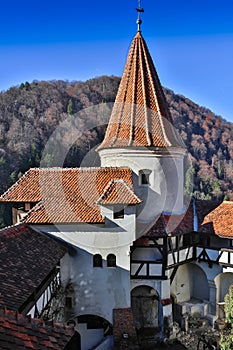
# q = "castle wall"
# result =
<box><xmin>32</xmin><ymin>208</ymin><xmax>137</xmax><ymax>324</ymax></box>
<box><xmin>99</xmin><ymin>148</ymin><xmax>185</xmax><ymax>225</ymax></box>
<box><xmin>60</xmin><ymin>248</ymin><xmax>131</xmax><ymax>324</ymax></box>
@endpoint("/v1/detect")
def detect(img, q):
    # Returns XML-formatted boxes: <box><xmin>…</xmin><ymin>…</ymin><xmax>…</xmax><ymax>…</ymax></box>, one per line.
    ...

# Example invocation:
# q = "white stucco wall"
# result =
<box><xmin>99</xmin><ymin>147</ymin><xmax>185</xmax><ymax>223</ymax></box>
<box><xmin>170</xmin><ymin>264</ymin><xmax>191</xmax><ymax>303</ymax></box>
<box><xmin>61</xmin><ymin>247</ymin><xmax>130</xmax><ymax>323</ymax></box>
<box><xmin>33</xmin><ymin>211</ymin><xmax>137</xmax><ymax>324</ymax></box>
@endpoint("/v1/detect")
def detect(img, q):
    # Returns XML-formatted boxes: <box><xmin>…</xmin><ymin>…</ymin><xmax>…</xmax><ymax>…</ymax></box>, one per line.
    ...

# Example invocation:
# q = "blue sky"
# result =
<box><xmin>1</xmin><ymin>0</ymin><xmax>233</xmax><ymax>122</ymax></box>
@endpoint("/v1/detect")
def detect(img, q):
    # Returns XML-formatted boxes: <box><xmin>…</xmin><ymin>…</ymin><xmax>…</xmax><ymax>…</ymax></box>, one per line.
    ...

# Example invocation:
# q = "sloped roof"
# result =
<box><xmin>200</xmin><ymin>201</ymin><xmax>233</xmax><ymax>238</ymax></box>
<box><xmin>0</xmin><ymin>167</ymin><xmax>135</xmax><ymax>224</ymax></box>
<box><xmin>0</xmin><ymin>224</ymin><xmax>67</xmax><ymax>312</ymax></box>
<box><xmin>97</xmin><ymin>179</ymin><xmax>142</xmax><ymax>205</ymax></box>
<box><xmin>98</xmin><ymin>31</ymin><xmax>185</xmax><ymax>150</ymax></box>
<box><xmin>0</xmin><ymin>307</ymin><xmax>74</xmax><ymax>349</ymax></box>
<box><xmin>146</xmin><ymin>200</ymin><xmax>223</xmax><ymax>237</ymax></box>
<box><xmin>146</xmin><ymin>205</ymin><xmax>195</xmax><ymax>237</ymax></box>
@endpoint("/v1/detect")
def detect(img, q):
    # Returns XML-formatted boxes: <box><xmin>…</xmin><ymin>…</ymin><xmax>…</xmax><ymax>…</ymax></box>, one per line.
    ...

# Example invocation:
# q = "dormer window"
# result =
<box><xmin>139</xmin><ymin>169</ymin><xmax>151</xmax><ymax>186</ymax></box>
<box><xmin>113</xmin><ymin>206</ymin><xmax>125</xmax><ymax>219</ymax></box>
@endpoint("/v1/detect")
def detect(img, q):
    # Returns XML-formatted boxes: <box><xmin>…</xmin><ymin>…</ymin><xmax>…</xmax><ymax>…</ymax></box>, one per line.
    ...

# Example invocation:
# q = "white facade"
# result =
<box><xmin>33</xmin><ymin>202</ymin><xmax>138</xmax><ymax>325</ymax></box>
<box><xmin>99</xmin><ymin>147</ymin><xmax>186</xmax><ymax>226</ymax></box>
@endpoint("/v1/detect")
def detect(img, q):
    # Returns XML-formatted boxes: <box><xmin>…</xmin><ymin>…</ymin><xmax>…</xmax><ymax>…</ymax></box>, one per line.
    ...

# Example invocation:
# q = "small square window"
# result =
<box><xmin>139</xmin><ymin>169</ymin><xmax>151</xmax><ymax>185</ymax></box>
<box><xmin>113</xmin><ymin>207</ymin><xmax>124</xmax><ymax>219</ymax></box>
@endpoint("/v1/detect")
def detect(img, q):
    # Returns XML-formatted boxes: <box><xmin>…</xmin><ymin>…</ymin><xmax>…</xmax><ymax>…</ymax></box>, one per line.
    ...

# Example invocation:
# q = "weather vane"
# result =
<box><xmin>136</xmin><ymin>0</ymin><xmax>144</xmax><ymax>32</ymax></box>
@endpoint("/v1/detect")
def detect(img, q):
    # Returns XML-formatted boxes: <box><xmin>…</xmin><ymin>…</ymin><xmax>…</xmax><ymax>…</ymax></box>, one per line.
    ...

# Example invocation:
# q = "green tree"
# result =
<box><xmin>212</xmin><ymin>179</ymin><xmax>222</xmax><ymax>199</ymax></box>
<box><xmin>184</xmin><ymin>164</ymin><xmax>195</xmax><ymax>196</ymax></box>
<box><xmin>67</xmin><ymin>99</ymin><xmax>74</xmax><ymax>115</ymax></box>
<box><xmin>220</xmin><ymin>285</ymin><xmax>233</xmax><ymax>350</ymax></box>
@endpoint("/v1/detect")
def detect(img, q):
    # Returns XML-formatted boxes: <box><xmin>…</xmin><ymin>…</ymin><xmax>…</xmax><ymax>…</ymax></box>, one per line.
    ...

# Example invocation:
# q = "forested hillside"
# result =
<box><xmin>0</xmin><ymin>76</ymin><xmax>233</xmax><ymax>227</ymax></box>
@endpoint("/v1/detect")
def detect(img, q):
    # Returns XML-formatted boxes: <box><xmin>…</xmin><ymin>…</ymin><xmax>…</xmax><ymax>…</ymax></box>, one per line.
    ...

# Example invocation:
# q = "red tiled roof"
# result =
<box><xmin>200</xmin><ymin>201</ymin><xmax>233</xmax><ymax>238</ymax></box>
<box><xmin>145</xmin><ymin>200</ymin><xmax>225</xmax><ymax>237</ymax></box>
<box><xmin>0</xmin><ymin>167</ymin><xmax>135</xmax><ymax>224</ymax></box>
<box><xmin>98</xmin><ymin>32</ymin><xmax>185</xmax><ymax>150</ymax></box>
<box><xmin>97</xmin><ymin>179</ymin><xmax>142</xmax><ymax>205</ymax></box>
<box><xmin>146</xmin><ymin>205</ymin><xmax>195</xmax><ymax>237</ymax></box>
<box><xmin>0</xmin><ymin>307</ymin><xmax>74</xmax><ymax>349</ymax></box>
<box><xmin>0</xmin><ymin>224</ymin><xmax>67</xmax><ymax>312</ymax></box>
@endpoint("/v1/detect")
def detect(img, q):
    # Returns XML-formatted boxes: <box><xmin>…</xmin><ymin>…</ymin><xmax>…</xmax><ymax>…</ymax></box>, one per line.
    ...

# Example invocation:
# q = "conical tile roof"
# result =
<box><xmin>98</xmin><ymin>32</ymin><xmax>185</xmax><ymax>150</ymax></box>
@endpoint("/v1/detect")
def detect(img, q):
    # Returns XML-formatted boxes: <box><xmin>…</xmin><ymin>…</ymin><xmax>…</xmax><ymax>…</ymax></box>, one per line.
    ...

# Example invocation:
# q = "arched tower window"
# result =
<box><xmin>93</xmin><ymin>254</ymin><xmax>103</xmax><ymax>268</ymax></box>
<box><xmin>107</xmin><ymin>254</ymin><xmax>116</xmax><ymax>267</ymax></box>
<box><xmin>139</xmin><ymin>169</ymin><xmax>151</xmax><ymax>185</ymax></box>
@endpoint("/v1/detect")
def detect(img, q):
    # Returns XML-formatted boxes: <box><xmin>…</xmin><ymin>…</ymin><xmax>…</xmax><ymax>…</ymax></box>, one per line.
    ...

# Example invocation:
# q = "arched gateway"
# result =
<box><xmin>131</xmin><ymin>286</ymin><xmax>163</xmax><ymax>346</ymax></box>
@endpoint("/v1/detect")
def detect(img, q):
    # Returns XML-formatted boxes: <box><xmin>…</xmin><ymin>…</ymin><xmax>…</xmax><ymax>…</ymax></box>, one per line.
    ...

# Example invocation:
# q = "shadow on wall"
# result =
<box><xmin>131</xmin><ymin>285</ymin><xmax>163</xmax><ymax>346</ymax></box>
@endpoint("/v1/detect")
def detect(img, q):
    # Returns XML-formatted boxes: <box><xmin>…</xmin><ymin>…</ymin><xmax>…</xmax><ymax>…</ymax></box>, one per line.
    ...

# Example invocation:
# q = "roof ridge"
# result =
<box><xmin>28</xmin><ymin>166</ymin><xmax>131</xmax><ymax>172</ymax></box>
<box><xmin>0</xmin><ymin>168</ymin><xmax>32</xmax><ymax>199</ymax></box>
<box><xmin>97</xmin><ymin>178</ymin><xmax>142</xmax><ymax>205</ymax></box>
<box><xmin>0</xmin><ymin>222</ymin><xmax>24</xmax><ymax>235</ymax></box>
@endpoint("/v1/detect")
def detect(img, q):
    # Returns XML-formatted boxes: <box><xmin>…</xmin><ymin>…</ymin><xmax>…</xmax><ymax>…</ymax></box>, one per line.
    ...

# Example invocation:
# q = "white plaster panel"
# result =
<box><xmin>206</xmin><ymin>249</ymin><xmax>219</xmax><ymax>261</ymax></box>
<box><xmin>220</xmin><ymin>251</ymin><xmax>233</xmax><ymax>265</ymax></box>
<box><xmin>161</xmin><ymin>279</ymin><xmax>171</xmax><ymax>300</ymax></box>
<box><xmin>132</xmin><ymin>247</ymin><xmax>162</xmax><ymax>261</ymax></box>
<box><xmin>131</xmin><ymin>263</ymin><xmax>147</xmax><ymax>276</ymax></box>
<box><xmin>149</xmin><ymin>264</ymin><xmax>162</xmax><ymax>276</ymax></box>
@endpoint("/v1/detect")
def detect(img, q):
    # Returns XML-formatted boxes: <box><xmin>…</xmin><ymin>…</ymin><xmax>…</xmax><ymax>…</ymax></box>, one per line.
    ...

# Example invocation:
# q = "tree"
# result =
<box><xmin>184</xmin><ymin>164</ymin><xmax>195</xmax><ymax>196</ymax></box>
<box><xmin>67</xmin><ymin>98</ymin><xmax>74</xmax><ymax>115</ymax></box>
<box><xmin>220</xmin><ymin>285</ymin><xmax>233</xmax><ymax>350</ymax></box>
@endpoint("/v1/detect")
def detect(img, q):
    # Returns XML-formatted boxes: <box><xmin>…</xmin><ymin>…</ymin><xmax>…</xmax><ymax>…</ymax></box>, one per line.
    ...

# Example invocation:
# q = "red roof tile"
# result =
<box><xmin>146</xmin><ymin>205</ymin><xmax>195</xmax><ymax>237</ymax></box>
<box><xmin>0</xmin><ymin>167</ymin><xmax>135</xmax><ymax>224</ymax></box>
<box><xmin>145</xmin><ymin>200</ymin><xmax>222</xmax><ymax>237</ymax></box>
<box><xmin>0</xmin><ymin>307</ymin><xmax>74</xmax><ymax>349</ymax></box>
<box><xmin>200</xmin><ymin>201</ymin><xmax>233</xmax><ymax>237</ymax></box>
<box><xmin>0</xmin><ymin>224</ymin><xmax>66</xmax><ymax>312</ymax></box>
<box><xmin>98</xmin><ymin>32</ymin><xmax>185</xmax><ymax>150</ymax></box>
<box><xmin>97</xmin><ymin>179</ymin><xmax>142</xmax><ymax>205</ymax></box>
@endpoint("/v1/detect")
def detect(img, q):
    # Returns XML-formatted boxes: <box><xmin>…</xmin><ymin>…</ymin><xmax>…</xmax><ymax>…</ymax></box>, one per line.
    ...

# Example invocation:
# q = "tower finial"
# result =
<box><xmin>136</xmin><ymin>0</ymin><xmax>144</xmax><ymax>32</ymax></box>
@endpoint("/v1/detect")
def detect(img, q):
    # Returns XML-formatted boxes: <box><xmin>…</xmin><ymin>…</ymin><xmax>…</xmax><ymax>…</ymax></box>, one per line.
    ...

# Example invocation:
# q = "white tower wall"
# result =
<box><xmin>99</xmin><ymin>147</ymin><xmax>186</xmax><ymax>224</ymax></box>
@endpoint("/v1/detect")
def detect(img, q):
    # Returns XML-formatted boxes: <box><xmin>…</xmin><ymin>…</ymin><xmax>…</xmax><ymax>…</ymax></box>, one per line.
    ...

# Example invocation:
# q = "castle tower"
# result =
<box><xmin>98</xmin><ymin>14</ymin><xmax>186</xmax><ymax>226</ymax></box>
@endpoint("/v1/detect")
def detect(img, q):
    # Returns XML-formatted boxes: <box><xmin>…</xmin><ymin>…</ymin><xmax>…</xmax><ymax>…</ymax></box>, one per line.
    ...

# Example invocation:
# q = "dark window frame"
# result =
<box><xmin>113</xmin><ymin>206</ymin><xmax>125</xmax><ymax>219</ymax></box>
<box><xmin>139</xmin><ymin>169</ymin><xmax>151</xmax><ymax>186</ymax></box>
<box><xmin>93</xmin><ymin>254</ymin><xmax>103</xmax><ymax>268</ymax></box>
<box><xmin>107</xmin><ymin>254</ymin><xmax>116</xmax><ymax>267</ymax></box>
